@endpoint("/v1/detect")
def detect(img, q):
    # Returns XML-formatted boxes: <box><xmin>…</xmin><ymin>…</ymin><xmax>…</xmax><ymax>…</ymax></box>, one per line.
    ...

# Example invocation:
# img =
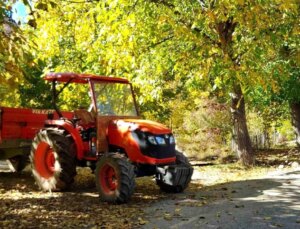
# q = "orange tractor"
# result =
<box><xmin>30</xmin><ymin>72</ymin><xmax>193</xmax><ymax>203</ymax></box>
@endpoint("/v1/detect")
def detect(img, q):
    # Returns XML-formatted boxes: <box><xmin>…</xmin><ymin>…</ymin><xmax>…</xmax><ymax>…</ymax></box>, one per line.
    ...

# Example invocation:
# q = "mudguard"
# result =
<box><xmin>45</xmin><ymin>120</ymin><xmax>84</xmax><ymax>160</ymax></box>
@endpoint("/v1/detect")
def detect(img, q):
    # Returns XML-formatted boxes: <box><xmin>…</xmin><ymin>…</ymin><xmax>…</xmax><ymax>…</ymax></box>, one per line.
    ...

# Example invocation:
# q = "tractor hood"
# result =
<box><xmin>107</xmin><ymin>118</ymin><xmax>176</xmax><ymax>164</ymax></box>
<box><xmin>111</xmin><ymin>119</ymin><xmax>171</xmax><ymax>135</ymax></box>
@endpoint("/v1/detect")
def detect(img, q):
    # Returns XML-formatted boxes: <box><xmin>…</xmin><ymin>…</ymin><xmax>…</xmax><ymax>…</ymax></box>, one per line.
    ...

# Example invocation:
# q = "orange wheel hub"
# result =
<box><xmin>99</xmin><ymin>164</ymin><xmax>118</xmax><ymax>194</ymax></box>
<box><xmin>34</xmin><ymin>141</ymin><xmax>56</xmax><ymax>179</ymax></box>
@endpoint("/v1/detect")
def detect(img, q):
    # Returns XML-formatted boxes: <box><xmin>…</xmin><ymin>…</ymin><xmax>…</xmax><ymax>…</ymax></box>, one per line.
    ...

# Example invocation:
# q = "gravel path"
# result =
<box><xmin>142</xmin><ymin>168</ymin><xmax>300</xmax><ymax>229</ymax></box>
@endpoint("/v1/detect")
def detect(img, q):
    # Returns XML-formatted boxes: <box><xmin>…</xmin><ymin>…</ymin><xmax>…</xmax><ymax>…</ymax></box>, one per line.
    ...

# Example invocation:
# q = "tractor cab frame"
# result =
<box><xmin>45</xmin><ymin>72</ymin><xmax>140</xmax><ymax>157</ymax></box>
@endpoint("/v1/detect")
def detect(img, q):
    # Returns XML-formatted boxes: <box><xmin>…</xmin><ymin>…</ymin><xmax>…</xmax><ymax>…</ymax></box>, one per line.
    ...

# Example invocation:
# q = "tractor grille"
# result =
<box><xmin>131</xmin><ymin>130</ymin><xmax>176</xmax><ymax>159</ymax></box>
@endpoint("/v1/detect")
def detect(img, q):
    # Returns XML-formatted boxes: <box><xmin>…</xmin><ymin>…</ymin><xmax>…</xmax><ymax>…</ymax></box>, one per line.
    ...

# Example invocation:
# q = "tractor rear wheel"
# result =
<box><xmin>95</xmin><ymin>153</ymin><xmax>135</xmax><ymax>204</ymax></box>
<box><xmin>156</xmin><ymin>151</ymin><xmax>193</xmax><ymax>193</ymax></box>
<box><xmin>30</xmin><ymin>128</ymin><xmax>76</xmax><ymax>191</ymax></box>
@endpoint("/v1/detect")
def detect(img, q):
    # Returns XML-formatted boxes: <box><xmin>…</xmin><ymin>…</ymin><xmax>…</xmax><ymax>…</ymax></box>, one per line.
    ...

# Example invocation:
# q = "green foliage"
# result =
<box><xmin>277</xmin><ymin>119</ymin><xmax>295</xmax><ymax>142</ymax></box>
<box><xmin>57</xmin><ymin>83</ymin><xmax>90</xmax><ymax>111</ymax></box>
<box><xmin>0</xmin><ymin>1</ymin><xmax>37</xmax><ymax>108</ymax></box>
<box><xmin>248</xmin><ymin>85</ymin><xmax>290</xmax><ymax>130</ymax></box>
<box><xmin>171</xmin><ymin>98</ymin><xmax>232</xmax><ymax>160</ymax></box>
<box><xmin>18</xmin><ymin>60</ymin><xmax>52</xmax><ymax>108</ymax></box>
<box><xmin>0</xmin><ymin>85</ymin><xmax>20</xmax><ymax>107</ymax></box>
<box><xmin>3</xmin><ymin>0</ymin><xmax>297</xmax><ymax>158</ymax></box>
<box><xmin>28</xmin><ymin>0</ymin><xmax>298</xmax><ymax>109</ymax></box>
<box><xmin>133</xmin><ymin>0</ymin><xmax>297</xmax><ymax>85</ymax></box>
<box><xmin>247</xmin><ymin>111</ymin><xmax>265</xmax><ymax>137</ymax></box>
<box><xmin>0</xmin><ymin>1</ymin><xmax>31</xmax><ymax>89</ymax></box>
<box><xmin>281</xmin><ymin>68</ymin><xmax>300</xmax><ymax>103</ymax></box>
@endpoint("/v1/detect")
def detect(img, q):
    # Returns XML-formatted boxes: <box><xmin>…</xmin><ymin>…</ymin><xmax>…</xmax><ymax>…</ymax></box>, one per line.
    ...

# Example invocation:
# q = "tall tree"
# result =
<box><xmin>29</xmin><ymin>0</ymin><xmax>298</xmax><ymax>166</ymax></box>
<box><xmin>281</xmin><ymin>48</ymin><xmax>300</xmax><ymax>145</ymax></box>
<box><xmin>280</xmin><ymin>25</ymin><xmax>300</xmax><ymax>145</ymax></box>
<box><xmin>129</xmin><ymin>0</ymin><xmax>298</xmax><ymax>165</ymax></box>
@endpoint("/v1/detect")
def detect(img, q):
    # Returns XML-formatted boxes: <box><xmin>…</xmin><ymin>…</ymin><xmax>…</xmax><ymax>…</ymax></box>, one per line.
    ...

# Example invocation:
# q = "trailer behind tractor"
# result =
<box><xmin>0</xmin><ymin>107</ymin><xmax>72</xmax><ymax>172</ymax></box>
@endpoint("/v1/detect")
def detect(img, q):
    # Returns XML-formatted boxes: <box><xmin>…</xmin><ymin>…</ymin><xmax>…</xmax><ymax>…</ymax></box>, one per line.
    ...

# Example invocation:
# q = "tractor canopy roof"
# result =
<box><xmin>44</xmin><ymin>72</ymin><xmax>129</xmax><ymax>84</ymax></box>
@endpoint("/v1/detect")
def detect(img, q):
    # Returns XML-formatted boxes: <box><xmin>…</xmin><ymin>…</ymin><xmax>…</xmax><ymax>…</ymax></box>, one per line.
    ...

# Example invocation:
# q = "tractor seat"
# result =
<box><xmin>74</xmin><ymin>109</ymin><xmax>95</xmax><ymax>126</ymax></box>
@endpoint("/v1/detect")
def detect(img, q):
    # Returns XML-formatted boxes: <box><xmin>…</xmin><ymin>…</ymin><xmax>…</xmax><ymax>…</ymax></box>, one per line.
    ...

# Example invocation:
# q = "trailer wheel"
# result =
<box><xmin>30</xmin><ymin>128</ymin><xmax>76</xmax><ymax>191</ymax></box>
<box><xmin>7</xmin><ymin>155</ymin><xmax>28</xmax><ymax>172</ymax></box>
<box><xmin>95</xmin><ymin>153</ymin><xmax>135</xmax><ymax>204</ymax></box>
<box><xmin>156</xmin><ymin>151</ymin><xmax>193</xmax><ymax>193</ymax></box>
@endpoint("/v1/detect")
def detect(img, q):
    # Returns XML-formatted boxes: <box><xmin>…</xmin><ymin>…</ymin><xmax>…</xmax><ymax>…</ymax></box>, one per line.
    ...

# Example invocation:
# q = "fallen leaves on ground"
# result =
<box><xmin>0</xmin><ymin>168</ymin><xmax>170</xmax><ymax>229</ymax></box>
<box><xmin>1</xmin><ymin>148</ymin><xmax>299</xmax><ymax>228</ymax></box>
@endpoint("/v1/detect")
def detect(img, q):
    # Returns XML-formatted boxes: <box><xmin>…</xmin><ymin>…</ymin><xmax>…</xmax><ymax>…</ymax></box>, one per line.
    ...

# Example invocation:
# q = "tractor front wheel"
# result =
<box><xmin>95</xmin><ymin>153</ymin><xmax>135</xmax><ymax>204</ymax></box>
<box><xmin>30</xmin><ymin>128</ymin><xmax>76</xmax><ymax>191</ymax></box>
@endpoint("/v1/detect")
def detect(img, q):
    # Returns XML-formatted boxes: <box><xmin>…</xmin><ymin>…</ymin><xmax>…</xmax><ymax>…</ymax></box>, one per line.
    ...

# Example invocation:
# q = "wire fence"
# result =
<box><xmin>251</xmin><ymin>132</ymin><xmax>295</xmax><ymax>149</ymax></box>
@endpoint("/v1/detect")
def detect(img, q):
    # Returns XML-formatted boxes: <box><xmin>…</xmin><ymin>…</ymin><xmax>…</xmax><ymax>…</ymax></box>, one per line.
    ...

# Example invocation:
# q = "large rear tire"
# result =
<box><xmin>95</xmin><ymin>153</ymin><xmax>135</xmax><ymax>204</ymax></box>
<box><xmin>156</xmin><ymin>151</ymin><xmax>193</xmax><ymax>193</ymax></box>
<box><xmin>30</xmin><ymin>128</ymin><xmax>76</xmax><ymax>191</ymax></box>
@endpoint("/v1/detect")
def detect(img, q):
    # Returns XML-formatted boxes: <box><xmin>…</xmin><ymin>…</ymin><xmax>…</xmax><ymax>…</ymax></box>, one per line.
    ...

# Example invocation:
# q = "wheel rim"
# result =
<box><xmin>99</xmin><ymin>164</ymin><xmax>118</xmax><ymax>194</ymax></box>
<box><xmin>34</xmin><ymin>141</ymin><xmax>56</xmax><ymax>179</ymax></box>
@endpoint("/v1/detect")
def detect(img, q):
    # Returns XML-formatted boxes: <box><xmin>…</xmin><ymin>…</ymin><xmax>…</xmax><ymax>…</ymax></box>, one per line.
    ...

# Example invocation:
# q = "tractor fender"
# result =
<box><xmin>45</xmin><ymin>120</ymin><xmax>84</xmax><ymax>160</ymax></box>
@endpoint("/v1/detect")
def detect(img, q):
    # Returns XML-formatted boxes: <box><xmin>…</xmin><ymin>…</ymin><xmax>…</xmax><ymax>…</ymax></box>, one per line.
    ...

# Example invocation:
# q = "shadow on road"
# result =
<box><xmin>143</xmin><ymin>169</ymin><xmax>300</xmax><ymax>229</ymax></box>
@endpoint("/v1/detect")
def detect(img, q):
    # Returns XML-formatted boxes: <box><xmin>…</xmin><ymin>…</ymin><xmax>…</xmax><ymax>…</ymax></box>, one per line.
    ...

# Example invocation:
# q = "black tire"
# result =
<box><xmin>95</xmin><ymin>153</ymin><xmax>135</xmax><ymax>204</ymax></box>
<box><xmin>156</xmin><ymin>151</ymin><xmax>193</xmax><ymax>193</ymax></box>
<box><xmin>30</xmin><ymin>128</ymin><xmax>76</xmax><ymax>191</ymax></box>
<box><xmin>7</xmin><ymin>154</ymin><xmax>29</xmax><ymax>172</ymax></box>
<box><xmin>175</xmin><ymin>151</ymin><xmax>191</xmax><ymax>165</ymax></box>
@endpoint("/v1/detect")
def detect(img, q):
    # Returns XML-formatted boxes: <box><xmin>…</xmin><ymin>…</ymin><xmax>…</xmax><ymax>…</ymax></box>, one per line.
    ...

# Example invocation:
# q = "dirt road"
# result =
<box><xmin>1</xmin><ymin>159</ymin><xmax>300</xmax><ymax>228</ymax></box>
<box><xmin>142</xmin><ymin>168</ymin><xmax>300</xmax><ymax>229</ymax></box>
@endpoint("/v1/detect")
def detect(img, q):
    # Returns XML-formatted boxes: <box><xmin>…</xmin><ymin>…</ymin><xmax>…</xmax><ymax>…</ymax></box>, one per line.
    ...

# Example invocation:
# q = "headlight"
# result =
<box><xmin>147</xmin><ymin>135</ymin><xmax>167</xmax><ymax>145</ymax></box>
<box><xmin>155</xmin><ymin>136</ymin><xmax>166</xmax><ymax>145</ymax></box>
<box><xmin>148</xmin><ymin>136</ymin><xmax>157</xmax><ymax>145</ymax></box>
<box><xmin>169</xmin><ymin>135</ymin><xmax>175</xmax><ymax>144</ymax></box>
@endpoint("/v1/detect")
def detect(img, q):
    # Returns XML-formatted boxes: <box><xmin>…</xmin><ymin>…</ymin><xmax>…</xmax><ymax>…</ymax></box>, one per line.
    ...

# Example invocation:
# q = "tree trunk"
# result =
<box><xmin>290</xmin><ymin>102</ymin><xmax>300</xmax><ymax>147</ymax></box>
<box><xmin>231</xmin><ymin>84</ymin><xmax>254</xmax><ymax>166</ymax></box>
<box><xmin>214</xmin><ymin>19</ymin><xmax>254</xmax><ymax>165</ymax></box>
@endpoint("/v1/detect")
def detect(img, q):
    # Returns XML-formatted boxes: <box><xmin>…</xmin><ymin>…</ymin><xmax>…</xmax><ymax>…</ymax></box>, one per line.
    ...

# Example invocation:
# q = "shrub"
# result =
<box><xmin>170</xmin><ymin>98</ymin><xmax>232</xmax><ymax>161</ymax></box>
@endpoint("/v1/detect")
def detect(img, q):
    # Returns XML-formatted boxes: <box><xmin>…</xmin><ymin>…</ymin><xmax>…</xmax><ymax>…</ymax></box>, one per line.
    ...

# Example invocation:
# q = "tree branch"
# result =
<box><xmin>149</xmin><ymin>0</ymin><xmax>175</xmax><ymax>8</ymax></box>
<box><xmin>197</xmin><ymin>0</ymin><xmax>216</xmax><ymax>10</ymax></box>
<box><xmin>127</xmin><ymin>0</ymin><xmax>139</xmax><ymax>16</ymax></box>
<box><xmin>63</xmin><ymin>0</ymin><xmax>101</xmax><ymax>3</ymax></box>
<box><xmin>148</xmin><ymin>34</ymin><xmax>174</xmax><ymax>50</ymax></box>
